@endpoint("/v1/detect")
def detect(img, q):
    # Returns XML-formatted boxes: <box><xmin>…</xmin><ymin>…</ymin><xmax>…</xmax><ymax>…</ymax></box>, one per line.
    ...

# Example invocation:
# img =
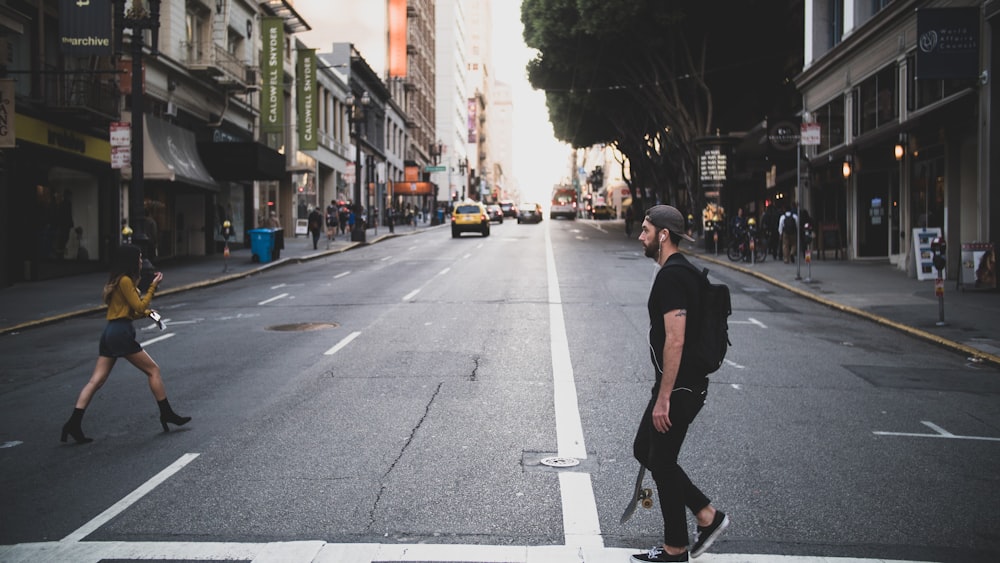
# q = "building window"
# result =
<box><xmin>905</xmin><ymin>53</ymin><xmax>975</xmax><ymax>111</ymax></box>
<box><xmin>828</xmin><ymin>0</ymin><xmax>843</xmax><ymax>49</ymax></box>
<box><xmin>854</xmin><ymin>63</ymin><xmax>897</xmax><ymax>136</ymax></box>
<box><xmin>814</xmin><ymin>96</ymin><xmax>845</xmax><ymax>153</ymax></box>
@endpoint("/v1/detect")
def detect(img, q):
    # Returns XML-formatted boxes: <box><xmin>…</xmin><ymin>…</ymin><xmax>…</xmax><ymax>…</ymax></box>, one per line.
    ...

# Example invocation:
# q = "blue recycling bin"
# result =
<box><xmin>249</xmin><ymin>228</ymin><xmax>276</xmax><ymax>263</ymax></box>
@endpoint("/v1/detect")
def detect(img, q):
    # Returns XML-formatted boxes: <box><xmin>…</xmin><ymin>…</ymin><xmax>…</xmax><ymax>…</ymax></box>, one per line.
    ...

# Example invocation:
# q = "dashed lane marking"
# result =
<box><xmin>324</xmin><ymin>331</ymin><xmax>361</xmax><ymax>356</ymax></box>
<box><xmin>258</xmin><ymin>292</ymin><xmax>288</xmax><ymax>305</ymax></box>
<box><xmin>139</xmin><ymin>333</ymin><xmax>175</xmax><ymax>347</ymax></box>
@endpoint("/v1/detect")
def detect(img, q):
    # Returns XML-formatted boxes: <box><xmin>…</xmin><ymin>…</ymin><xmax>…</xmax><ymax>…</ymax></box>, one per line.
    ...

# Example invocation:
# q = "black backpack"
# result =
<box><xmin>784</xmin><ymin>212</ymin><xmax>797</xmax><ymax>235</ymax></box>
<box><xmin>665</xmin><ymin>262</ymin><xmax>732</xmax><ymax>374</ymax></box>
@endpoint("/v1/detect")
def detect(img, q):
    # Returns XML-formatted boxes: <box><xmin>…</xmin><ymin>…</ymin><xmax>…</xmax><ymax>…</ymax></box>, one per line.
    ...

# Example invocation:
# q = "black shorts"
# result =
<box><xmin>99</xmin><ymin>319</ymin><xmax>142</xmax><ymax>358</ymax></box>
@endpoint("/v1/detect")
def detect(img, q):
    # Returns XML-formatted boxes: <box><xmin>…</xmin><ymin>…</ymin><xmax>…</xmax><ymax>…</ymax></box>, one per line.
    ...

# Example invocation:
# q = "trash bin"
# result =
<box><xmin>248</xmin><ymin>228</ymin><xmax>275</xmax><ymax>263</ymax></box>
<box><xmin>351</xmin><ymin>218</ymin><xmax>366</xmax><ymax>242</ymax></box>
<box><xmin>271</xmin><ymin>228</ymin><xmax>283</xmax><ymax>259</ymax></box>
<box><xmin>436</xmin><ymin>208</ymin><xmax>445</xmax><ymax>224</ymax></box>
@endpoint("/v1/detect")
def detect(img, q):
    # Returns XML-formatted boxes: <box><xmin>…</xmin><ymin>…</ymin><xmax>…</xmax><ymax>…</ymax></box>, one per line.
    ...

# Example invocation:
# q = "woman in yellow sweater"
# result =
<box><xmin>61</xmin><ymin>244</ymin><xmax>191</xmax><ymax>443</ymax></box>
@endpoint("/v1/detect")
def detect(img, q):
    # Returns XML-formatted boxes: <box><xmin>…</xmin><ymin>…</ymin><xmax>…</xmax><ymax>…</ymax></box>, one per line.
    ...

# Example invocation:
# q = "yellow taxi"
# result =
<box><xmin>451</xmin><ymin>201</ymin><xmax>491</xmax><ymax>238</ymax></box>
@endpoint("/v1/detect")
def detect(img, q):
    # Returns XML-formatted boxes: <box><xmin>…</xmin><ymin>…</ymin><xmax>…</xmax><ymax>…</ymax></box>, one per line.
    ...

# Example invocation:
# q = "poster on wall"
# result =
<box><xmin>960</xmin><ymin>242</ymin><xmax>996</xmax><ymax>291</ymax></box>
<box><xmin>913</xmin><ymin>228</ymin><xmax>944</xmax><ymax>281</ymax></box>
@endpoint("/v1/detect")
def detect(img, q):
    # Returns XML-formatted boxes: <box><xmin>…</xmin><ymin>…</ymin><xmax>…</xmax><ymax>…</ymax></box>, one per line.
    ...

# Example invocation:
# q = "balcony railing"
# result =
<box><xmin>43</xmin><ymin>73</ymin><xmax>119</xmax><ymax>119</ymax></box>
<box><xmin>184</xmin><ymin>41</ymin><xmax>248</xmax><ymax>88</ymax></box>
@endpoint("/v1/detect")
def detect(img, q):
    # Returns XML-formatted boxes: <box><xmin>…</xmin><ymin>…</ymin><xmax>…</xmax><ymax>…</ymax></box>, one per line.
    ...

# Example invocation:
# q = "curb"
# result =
<box><xmin>0</xmin><ymin>229</ymin><xmax>429</xmax><ymax>337</ymax></box>
<box><xmin>692</xmin><ymin>251</ymin><xmax>1000</xmax><ymax>368</ymax></box>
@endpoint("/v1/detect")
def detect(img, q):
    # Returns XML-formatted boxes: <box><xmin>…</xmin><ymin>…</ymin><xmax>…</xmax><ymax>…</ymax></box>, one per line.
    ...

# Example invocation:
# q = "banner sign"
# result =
<box><xmin>801</xmin><ymin>123</ymin><xmax>821</xmax><ymax>146</ymax></box>
<box><xmin>59</xmin><ymin>0</ymin><xmax>112</xmax><ymax>55</ymax></box>
<box><xmin>261</xmin><ymin>17</ymin><xmax>284</xmax><ymax>135</ymax></box>
<box><xmin>296</xmin><ymin>49</ymin><xmax>317</xmax><ymax>150</ymax></box>
<box><xmin>467</xmin><ymin>98</ymin><xmax>477</xmax><ymax>143</ymax></box>
<box><xmin>916</xmin><ymin>8</ymin><xmax>980</xmax><ymax>80</ymax></box>
<box><xmin>387</xmin><ymin>0</ymin><xmax>408</xmax><ymax>78</ymax></box>
<box><xmin>0</xmin><ymin>79</ymin><xmax>13</xmax><ymax>148</ymax></box>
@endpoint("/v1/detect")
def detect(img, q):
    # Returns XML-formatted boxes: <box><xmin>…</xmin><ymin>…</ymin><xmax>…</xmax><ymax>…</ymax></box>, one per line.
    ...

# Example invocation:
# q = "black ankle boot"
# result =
<box><xmin>157</xmin><ymin>398</ymin><xmax>191</xmax><ymax>432</ymax></box>
<box><xmin>61</xmin><ymin>408</ymin><xmax>93</xmax><ymax>444</ymax></box>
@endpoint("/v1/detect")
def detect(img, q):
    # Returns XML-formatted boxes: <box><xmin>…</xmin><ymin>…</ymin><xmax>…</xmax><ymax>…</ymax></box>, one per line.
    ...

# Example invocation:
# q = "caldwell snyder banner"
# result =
<box><xmin>59</xmin><ymin>0</ymin><xmax>113</xmax><ymax>55</ymax></box>
<box><xmin>296</xmin><ymin>49</ymin><xmax>317</xmax><ymax>151</ymax></box>
<box><xmin>261</xmin><ymin>17</ymin><xmax>284</xmax><ymax>135</ymax></box>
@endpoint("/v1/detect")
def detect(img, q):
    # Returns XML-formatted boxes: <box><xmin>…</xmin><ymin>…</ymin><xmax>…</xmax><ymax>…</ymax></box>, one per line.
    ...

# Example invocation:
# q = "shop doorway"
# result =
<box><xmin>856</xmin><ymin>167</ymin><xmax>895</xmax><ymax>258</ymax></box>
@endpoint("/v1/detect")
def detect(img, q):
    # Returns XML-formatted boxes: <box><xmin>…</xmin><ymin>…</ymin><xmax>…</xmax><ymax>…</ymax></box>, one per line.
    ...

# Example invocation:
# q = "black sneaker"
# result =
<box><xmin>691</xmin><ymin>510</ymin><xmax>730</xmax><ymax>558</ymax></box>
<box><xmin>630</xmin><ymin>546</ymin><xmax>688</xmax><ymax>562</ymax></box>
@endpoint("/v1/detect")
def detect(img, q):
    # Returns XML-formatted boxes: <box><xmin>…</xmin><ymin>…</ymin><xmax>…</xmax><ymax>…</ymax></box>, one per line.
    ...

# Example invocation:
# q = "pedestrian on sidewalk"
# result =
<box><xmin>60</xmin><ymin>244</ymin><xmax>191</xmax><ymax>444</ymax></box>
<box><xmin>630</xmin><ymin>205</ymin><xmax>730</xmax><ymax>563</ymax></box>
<box><xmin>326</xmin><ymin>200</ymin><xmax>338</xmax><ymax>242</ymax></box>
<box><xmin>308</xmin><ymin>207</ymin><xmax>323</xmax><ymax>250</ymax></box>
<box><xmin>778</xmin><ymin>206</ymin><xmax>798</xmax><ymax>264</ymax></box>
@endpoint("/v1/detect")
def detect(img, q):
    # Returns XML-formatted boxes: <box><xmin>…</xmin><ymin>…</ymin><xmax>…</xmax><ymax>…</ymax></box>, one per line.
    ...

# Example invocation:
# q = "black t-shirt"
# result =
<box><xmin>647</xmin><ymin>254</ymin><xmax>707</xmax><ymax>394</ymax></box>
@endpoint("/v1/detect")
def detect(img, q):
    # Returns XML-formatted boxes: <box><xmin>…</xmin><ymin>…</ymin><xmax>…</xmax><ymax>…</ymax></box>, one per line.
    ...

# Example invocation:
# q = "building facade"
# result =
<box><xmin>795</xmin><ymin>0</ymin><xmax>995</xmax><ymax>280</ymax></box>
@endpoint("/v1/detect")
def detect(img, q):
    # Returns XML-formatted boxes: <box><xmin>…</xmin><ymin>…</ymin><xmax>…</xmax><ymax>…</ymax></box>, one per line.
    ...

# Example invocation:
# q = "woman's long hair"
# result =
<box><xmin>103</xmin><ymin>244</ymin><xmax>142</xmax><ymax>304</ymax></box>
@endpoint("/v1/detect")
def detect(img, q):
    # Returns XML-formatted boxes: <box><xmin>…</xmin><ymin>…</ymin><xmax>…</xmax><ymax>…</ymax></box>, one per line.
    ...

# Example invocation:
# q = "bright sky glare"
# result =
<box><xmin>291</xmin><ymin>0</ymin><xmax>570</xmax><ymax>204</ymax></box>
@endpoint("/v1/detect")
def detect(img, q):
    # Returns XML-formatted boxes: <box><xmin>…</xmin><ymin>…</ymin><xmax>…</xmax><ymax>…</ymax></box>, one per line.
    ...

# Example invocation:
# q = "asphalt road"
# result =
<box><xmin>1</xmin><ymin>218</ymin><xmax>997</xmax><ymax>563</ymax></box>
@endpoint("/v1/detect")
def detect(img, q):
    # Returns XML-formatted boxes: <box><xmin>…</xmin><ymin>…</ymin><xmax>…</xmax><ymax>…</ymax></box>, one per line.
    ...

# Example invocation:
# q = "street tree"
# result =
<box><xmin>521</xmin><ymin>0</ymin><xmax>802</xmax><ymax>214</ymax></box>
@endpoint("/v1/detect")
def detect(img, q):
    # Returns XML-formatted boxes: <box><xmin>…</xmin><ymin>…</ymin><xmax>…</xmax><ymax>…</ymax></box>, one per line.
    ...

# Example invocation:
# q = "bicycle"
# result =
<box><xmin>727</xmin><ymin>226</ymin><xmax>768</xmax><ymax>263</ymax></box>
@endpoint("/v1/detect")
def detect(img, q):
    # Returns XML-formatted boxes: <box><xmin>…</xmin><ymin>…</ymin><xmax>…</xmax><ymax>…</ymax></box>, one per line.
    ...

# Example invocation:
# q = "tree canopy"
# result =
<box><xmin>522</xmin><ymin>0</ymin><xmax>802</xmax><ymax>211</ymax></box>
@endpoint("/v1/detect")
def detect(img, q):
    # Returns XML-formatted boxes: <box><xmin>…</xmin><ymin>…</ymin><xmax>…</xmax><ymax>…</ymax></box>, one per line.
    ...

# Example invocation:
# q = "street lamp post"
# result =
<box><xmin>346</xmin><ymin>91</ymin><xmax>370</xmax><ymax>242</ymax></box>
<box><xmin>117</xmin><ymin>0</ymin><xmax>161</xmax><ymax>290</ymax></box>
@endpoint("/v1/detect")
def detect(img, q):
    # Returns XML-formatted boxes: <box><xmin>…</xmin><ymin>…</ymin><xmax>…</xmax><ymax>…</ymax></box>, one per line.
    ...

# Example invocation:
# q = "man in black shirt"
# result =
<box><xmin>630</xmin><ymin>205</ymin><xmax>730</xmax><ymax>563</ymax></box>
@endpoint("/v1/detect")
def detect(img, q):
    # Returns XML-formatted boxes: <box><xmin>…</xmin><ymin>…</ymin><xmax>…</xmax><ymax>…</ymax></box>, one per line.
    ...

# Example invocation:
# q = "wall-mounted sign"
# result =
<box><xmin>59</xmin><ymin>0</ymin><xmax>112</xmax><ymax>55</ymax></box>
<box><xmin>916</xmin><ymin>8</ymin><xmax>980</xmax><ymax>80</ymax></box>
<box><xmin>0</xmin><ymin>79</ymin><xmax>13</xmax><ymax>148</ymax></box>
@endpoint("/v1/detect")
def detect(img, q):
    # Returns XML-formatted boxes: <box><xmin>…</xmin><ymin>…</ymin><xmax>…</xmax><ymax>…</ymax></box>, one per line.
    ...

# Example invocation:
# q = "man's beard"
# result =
<box><xmin>643</xmin><ymin>239</ymin><xmax>659</xmax><ymax>259</ymax></box>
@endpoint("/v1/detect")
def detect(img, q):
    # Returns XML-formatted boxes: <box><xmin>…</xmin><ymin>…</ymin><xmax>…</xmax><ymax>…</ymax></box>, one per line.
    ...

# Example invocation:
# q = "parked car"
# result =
<box><xmin>517</xmin><ymin>202</ymin><xmax>543</xmax><ymax>224</ymax></box>
<box><xmin>486</xmin><ymin>204</ymin><xmax>504</xmax><ymax>223</ymax></box>
<box><xmin>592</xmin><ymin>204</ymin><xmax>613</xmax><ymax>220</ymax></box>
<box><xmin>499</xmin><ymin>200</ymin><xmax>518</xmax><ymax>218</ymax></box>
<box><xmin>452</xmin><ymin>201</ymin><xmax>491</xmax><ymax>237</ymax></box>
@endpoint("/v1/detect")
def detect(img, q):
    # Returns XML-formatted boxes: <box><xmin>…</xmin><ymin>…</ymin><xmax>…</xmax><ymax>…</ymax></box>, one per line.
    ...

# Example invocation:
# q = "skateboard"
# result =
<box><xmin>620</xmin><ymin>463</ymin><xmax>654</xmax><ymax>524</ymax></box>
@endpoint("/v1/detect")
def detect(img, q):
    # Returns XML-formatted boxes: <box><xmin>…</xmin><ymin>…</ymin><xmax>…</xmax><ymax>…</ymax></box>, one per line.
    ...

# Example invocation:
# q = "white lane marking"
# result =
<box><xmin>381</xmin><ymin>255</ymin><xmax>392</xmax><ymax>261</ymax></box>
<box><xmin>1</xmin><ymin>441</ymin><xmax>23</xmax><ymax>448</ymax></box>
<box><xmin>324</xmin><ymin>331</ymin><xmax>361</xmax><ymax>356</ymax></box>
<box><xmin>873</xmin><ymin>420</ymin><xmax>1000</xmax><ymax>442</ymax></box>
<box><xmin>270</xmin><ymin>284</ymin><xmax>286</xmax><ymax>290</ymax></box>
<box><xmin>463</xmin><ymin>253</ymin><xmax>472</xmax><ymax>259</ymax></box>
<box><xmin>439</xmin><ymin>267</ymin><xmax>451</xmax><ymax>276</ymax></box>
<box><xmin>0</xmin><ymin>542</ymin><xmax>936</xmax><ymax>562</ymax></box>
<box><xmin>334</xmin><ymin>271</ymin><xmax>351</xmax><ymax>279</ymax></box>
<box><xmin>724</xmin><ymin>358</ymin><xmax>745</xmax><ymax>369</ymax></box>
<box><xmin>258</xmin><ymin>293</ymin><xmax>288</xmax><ymax>305</ymax></box>
<box><xmin>730</xmin><ymin>317</ymin><xmax>767</xmax><ymax>328</ymax></box>
<box><xmin>139</xmin><ymin>333</ymin><xmax>175</xmax><ymax>347</ymax></box>
<box><xmin>731</xmin><ymin>384</ymin><xmax>743</xmax><ymax>390</ymax></box>
<box><xmin>402</xmin><ymin>289</ymin><xmax>420</xmax><ymax>301</ymax></box>
<box><xmin>545</xmin><ymin>222</ymin><xmax>603</xmax><ymax>549</ymax></box>
<box><xmin>61</xmin><ymin>453</ymin><xmax>200</xmax><ymax>543</ymax></box>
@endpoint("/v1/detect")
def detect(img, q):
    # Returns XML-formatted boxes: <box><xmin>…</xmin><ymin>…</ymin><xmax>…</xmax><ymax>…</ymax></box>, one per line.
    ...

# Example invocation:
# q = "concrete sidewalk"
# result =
<box><xmin>1</xmin><ymin>219</ymin><xmax>998</xmax><ymax>368</ymax></box>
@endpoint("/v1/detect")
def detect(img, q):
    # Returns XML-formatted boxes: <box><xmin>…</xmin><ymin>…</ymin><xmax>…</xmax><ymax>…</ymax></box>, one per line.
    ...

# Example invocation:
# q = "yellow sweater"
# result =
<box><xmin>106</xmin><ymin>276</ymin><xmax>158</xmax><ymax>321</ymax></box>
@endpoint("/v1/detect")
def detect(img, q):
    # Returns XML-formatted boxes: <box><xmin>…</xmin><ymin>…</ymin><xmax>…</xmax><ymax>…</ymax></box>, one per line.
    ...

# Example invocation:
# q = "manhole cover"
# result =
<box><xmin>267</xmin><ymin>322</ymin><xmax>339</xmax><ymax>332</ymax></box>
<box><xmin>540</xmin><ymin>456</ymin><xmax>580</xmax><ymax>468</ymax></box>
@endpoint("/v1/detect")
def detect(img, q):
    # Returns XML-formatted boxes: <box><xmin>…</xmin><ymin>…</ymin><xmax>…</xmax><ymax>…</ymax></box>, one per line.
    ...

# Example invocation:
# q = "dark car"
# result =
<box><xmin>517</xmin><ymin>202</ymin><xmax>543</xmax><ymax>224</ymax></box>
<box><xmin>499</xmin><ymin>200</ymin><xmax>518</xmax><ymax>218</ymax></box>
<box><xmin>592</xmin><ymin>204</ymin><xmax>613</xmax><ymax>220</ymax></box>
<box><xmin>486</xmin><ymin>204</ymin><xmax>504</xmax><ymax>223</ymax></box>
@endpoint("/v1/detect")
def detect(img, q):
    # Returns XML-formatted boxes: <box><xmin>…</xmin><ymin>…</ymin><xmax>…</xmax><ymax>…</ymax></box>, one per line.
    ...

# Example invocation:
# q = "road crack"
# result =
<box><xmin>367</xmin><ymin>381</ymin><xmax>443</xmax><ymax>531</ymax></box>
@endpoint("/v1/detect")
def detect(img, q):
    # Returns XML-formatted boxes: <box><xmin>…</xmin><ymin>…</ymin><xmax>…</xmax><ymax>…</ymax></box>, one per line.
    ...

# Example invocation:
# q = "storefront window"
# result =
<box><xmin>213</xmin><ymin>184</ymin><xmax>245</xmax><ymax>244</ymax></box>
<box><xmin>815</xmin><ymin>96</ymin><xmax>845</xmax><ymax>153</ymax></box>
<box><xmin>35</xmin><ymin>167</ymin><xmax>99</xmax><ymax>262</ymax></box>
<box><xmin>911</xmin><ymin>152</ymin><xmax>944</xmax><ymax>230</ymax></box>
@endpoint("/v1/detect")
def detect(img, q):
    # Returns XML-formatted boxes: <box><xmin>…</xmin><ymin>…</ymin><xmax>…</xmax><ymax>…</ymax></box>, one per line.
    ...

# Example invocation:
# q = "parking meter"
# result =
<box><xmin>221</xmin><ymin>220</ymin><xmax>233</xmax><ymax>242</ymax></box>
<box><xmin>221</xmin><ymin>220</ymin><xmax>233</xmax><ymax>271</ymax></box>
<box><xmin>802</xmin><ymin>222</ymin><xmax>814</xmax><ymax>247</ymax></box>
<box><xmin>931</xmin><ymin>237</ymin><xmax>946</xmax><ymax>273</ymax></box>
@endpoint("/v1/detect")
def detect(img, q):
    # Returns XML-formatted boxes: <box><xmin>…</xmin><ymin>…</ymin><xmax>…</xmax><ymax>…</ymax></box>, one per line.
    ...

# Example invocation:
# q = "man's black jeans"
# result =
<box><xmin>633</xmin><ymin>385</ymin><xmax>710</xmax><ymax>547</ymax></box>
